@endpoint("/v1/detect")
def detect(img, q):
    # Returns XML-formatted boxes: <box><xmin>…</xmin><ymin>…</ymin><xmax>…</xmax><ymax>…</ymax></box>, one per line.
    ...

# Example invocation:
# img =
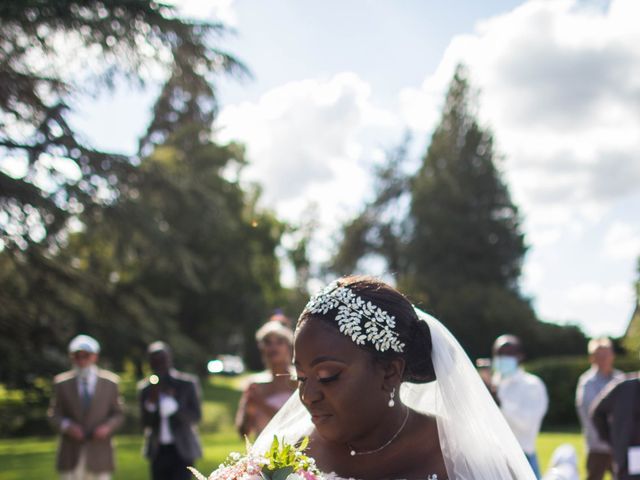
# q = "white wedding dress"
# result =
<box><xmin>322</xmin><ymin>473</ymin><xmax>438</xmax><ymax>480</ymax></box>
<box><xmin>253</xmin><ymin>309</ymin><xmax>536</xmax><ymax>480</ymax></box>
<box><xmin>323</xmin><ymin>474</ymin><xmax>438</xmax><ymax>480</ymax></box>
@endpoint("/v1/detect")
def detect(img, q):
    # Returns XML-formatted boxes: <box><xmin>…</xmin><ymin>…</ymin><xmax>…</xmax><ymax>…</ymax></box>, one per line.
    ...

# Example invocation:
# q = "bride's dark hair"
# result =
<box><xmin>297</xmin><ymin>275</ymin><xmax>436</xmax><ymax>384</ymax></box>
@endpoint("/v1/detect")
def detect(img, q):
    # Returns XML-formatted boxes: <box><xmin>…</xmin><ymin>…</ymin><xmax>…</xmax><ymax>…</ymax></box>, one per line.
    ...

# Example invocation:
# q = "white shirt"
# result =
<box><xmin>575</xmin><ymin>366</ymin><xmax>624</xmax><ymax>453</ymax></box>
<box><xmin>76</xmin><ymin>365</ymin><xmax>98</xmax><ymax>397</ymax></box>
<box><xmin>145</xmin><ymin>392</ymin><xmax>179</xmax><ymax>444</ymax></box>
<box><xmin>61</xmin><ymin>365</ymin><xmax>99</xmax><ymax>431</ymax></box>
<box><xmin>496</xmin><ymin>368</ymin><xmax>548</xmax><ymax>454</ymax></box>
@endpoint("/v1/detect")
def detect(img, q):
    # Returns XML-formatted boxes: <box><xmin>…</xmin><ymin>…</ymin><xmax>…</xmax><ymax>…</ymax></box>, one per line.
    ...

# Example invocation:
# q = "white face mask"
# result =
<box><xmin>493</xmin><ymin>355</ymin><xmax>519</xmax><ymax>376</ymax></box>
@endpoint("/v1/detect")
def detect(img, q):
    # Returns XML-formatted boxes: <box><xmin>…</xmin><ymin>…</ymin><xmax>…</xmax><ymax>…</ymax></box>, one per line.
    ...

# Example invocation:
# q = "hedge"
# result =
<box><xmin>527</xmin><ymin>355</ymin><xmax>640</xmax><ymax>428</ymax></box>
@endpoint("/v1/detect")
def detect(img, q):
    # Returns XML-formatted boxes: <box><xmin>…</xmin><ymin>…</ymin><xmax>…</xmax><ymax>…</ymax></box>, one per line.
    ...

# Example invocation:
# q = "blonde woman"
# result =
<box><xmin>236</xmin><ymin>320</ymin><xmax>296</xmax><ymax>438</ymax></box>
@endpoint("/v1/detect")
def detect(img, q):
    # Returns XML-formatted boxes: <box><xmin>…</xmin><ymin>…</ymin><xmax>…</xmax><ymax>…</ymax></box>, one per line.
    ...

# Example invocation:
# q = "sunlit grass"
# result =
<box><xmin>0</xmin><ymin>375</ymin><xmax>612</xmax><ymax>479</ymax></box>
<box><xmin>1</xmin><ymin>430</ymin><xmax>608</xmax><ymax>479</ymax></box>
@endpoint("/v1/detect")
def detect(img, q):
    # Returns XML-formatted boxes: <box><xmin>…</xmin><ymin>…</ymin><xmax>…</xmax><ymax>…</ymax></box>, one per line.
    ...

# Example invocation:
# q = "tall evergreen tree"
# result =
<box><xmin>408</xmin><ymin>65</ymin><xmax>525</xmax><ymax>296</ymax></box>
<box><xmin>405</xmin><ymin>66</ymin><xmax>536</xmax><ymax>356</ymax></box>
<box><xmin>332</xmin><ymin>65</ymin><xmax>585</xmax><ymax>358</ymax></box>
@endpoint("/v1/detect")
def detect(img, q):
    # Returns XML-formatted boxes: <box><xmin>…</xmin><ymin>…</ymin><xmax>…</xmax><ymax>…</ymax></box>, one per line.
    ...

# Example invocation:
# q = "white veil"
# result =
<box><xmin>253</xmin><ymin>308</ymin><xmax>536</xmax><ymax>480</ymax></box>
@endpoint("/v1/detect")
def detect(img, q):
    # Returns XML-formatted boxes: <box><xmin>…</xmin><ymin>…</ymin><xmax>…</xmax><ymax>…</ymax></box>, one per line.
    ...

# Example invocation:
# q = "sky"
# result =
<box><xmin>68</xmin><ymin>0</ymin><xmax>640</xmax><ymax>338</ymax></box>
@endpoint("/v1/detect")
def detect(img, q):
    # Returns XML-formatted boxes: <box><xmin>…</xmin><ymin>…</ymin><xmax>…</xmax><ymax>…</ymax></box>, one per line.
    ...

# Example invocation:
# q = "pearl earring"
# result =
<box><xmin>388</xmin><ymin>387</ymin><xmax>396</xmax><ymax>408</ymax></box>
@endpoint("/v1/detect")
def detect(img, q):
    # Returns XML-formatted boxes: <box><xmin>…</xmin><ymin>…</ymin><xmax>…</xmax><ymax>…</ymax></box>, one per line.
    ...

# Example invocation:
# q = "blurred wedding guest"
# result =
<box><xmin>138</xmin><ymin>342</ymin><xmax>202</xmax><ymax>480</ymax></box>
<box><xmin>476</xmin><ymin>357</ymin><xmax>499</xmax><ymax>403</ymax></box>
<box><xmin>591</xmin><ymin>368</ymin><xmax>640</xmax><ymax>480</ymax></box>
<box><xmin>576</xmin><ymin>337</ymin><xmax>624</xmax><ymax>480</ymax></box>
<box><xmin>48</xmin><ymin>335</ymin><xmax>124</xmax><ymax>480</ymax></box>
<box><xmin>541</xmin><ymin>444</ymin><xmax>580</xmax><ymax>480</ymax></box>
<box><xmin>492</xmin><ymin>334</ymin><xmax>548</xmax><ymax>479</ymax></box>
<box><xmin>235</xmin><ymin>320</ymin><xmax>296</xmax><ymax>438</ymax></box>
<box><xmin>476</xmin><ymin>357</ymin><xmax>493</xmax><ymax>385</ymax></box>
<box><xmin>268</xmin><ymin>308</ymin><xmax>293</xmax><ymax>328</ymax></box>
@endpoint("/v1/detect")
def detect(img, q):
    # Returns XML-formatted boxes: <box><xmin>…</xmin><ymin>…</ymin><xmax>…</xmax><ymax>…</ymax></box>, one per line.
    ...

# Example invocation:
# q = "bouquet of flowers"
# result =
<box><xmin>189</xmin><ymin>436</ymin><xmax>321</xmax><ymax>480</ymax></box>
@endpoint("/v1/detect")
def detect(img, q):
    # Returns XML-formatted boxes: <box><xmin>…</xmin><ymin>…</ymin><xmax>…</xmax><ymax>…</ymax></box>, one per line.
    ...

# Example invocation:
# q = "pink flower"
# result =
<box><xmin>298</xmin><ymin>470</ymin><xmax>319</xmax><ymax>480</ymax></box>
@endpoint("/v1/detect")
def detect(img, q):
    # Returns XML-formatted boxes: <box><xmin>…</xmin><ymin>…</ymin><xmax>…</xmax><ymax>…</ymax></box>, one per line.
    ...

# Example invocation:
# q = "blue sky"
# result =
<box><xmin>66</xmin><ymin>0</ymin><xmax>640</xmax><ymax>338</ymax></box>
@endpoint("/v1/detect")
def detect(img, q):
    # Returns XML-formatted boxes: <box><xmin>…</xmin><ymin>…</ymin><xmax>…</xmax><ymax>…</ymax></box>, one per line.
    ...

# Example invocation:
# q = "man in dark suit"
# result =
<box><xmin>591</xmin><ymin>372</ymin><xmax>640</xmax><ymax>480</ymax></box>
<box><xmin>48</xmin><ymin>334</ymin><xmax>124</xmax><ymax>480</ymax></box>
<box><xmin>139</xmin><ymin>341</ymin><xmax>202</xmax><ymax>480</ymax></box>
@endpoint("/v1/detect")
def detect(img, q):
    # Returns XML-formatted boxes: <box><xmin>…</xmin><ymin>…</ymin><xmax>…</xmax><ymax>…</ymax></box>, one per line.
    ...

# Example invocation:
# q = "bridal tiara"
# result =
<box><xmin>302</xmin><ymin>281</ymin><xmax>405</xmax><ymax>353</ymax></box>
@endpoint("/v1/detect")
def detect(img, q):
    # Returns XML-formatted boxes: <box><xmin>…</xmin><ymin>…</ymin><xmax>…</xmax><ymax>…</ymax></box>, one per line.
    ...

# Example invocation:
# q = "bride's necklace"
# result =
<box><xmin>348</xmin><ymin>407</ymin><xmax>410</xmax><ymax>456</ymax></box>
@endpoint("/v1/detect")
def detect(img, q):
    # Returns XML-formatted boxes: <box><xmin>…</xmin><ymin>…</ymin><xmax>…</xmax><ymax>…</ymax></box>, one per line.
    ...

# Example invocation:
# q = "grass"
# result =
<box><xmin>0</xmin><ymin>374</ymin><xmax>246</xmax><ymax>479</ymax></box>
<box><xmin>1</xmin><ymin>430</ymin><xmax>605</xmax><ymax>479</ymax></box>
<box><xmin>0</xmin><ymin>374</ymin><xmax>613</xmax><ymax>479</ymax></box>
<box><xmin>0</xmin><ymin>431</ymin><xmax>244</xmax><ymax>479</ymax></box>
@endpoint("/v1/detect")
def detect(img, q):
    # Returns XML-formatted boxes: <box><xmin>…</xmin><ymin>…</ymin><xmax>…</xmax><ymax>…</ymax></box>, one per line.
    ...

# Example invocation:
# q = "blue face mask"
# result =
<box><xmin>493</xmin><ymin>355</ymin><xmax>519</xmax><ymax>377</ymax></box>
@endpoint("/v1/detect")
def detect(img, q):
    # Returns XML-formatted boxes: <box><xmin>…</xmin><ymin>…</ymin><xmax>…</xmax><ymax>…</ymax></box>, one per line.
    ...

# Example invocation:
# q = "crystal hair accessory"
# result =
<box><xmin>303</xmin><ymin>281</ymin><xmax>405</xmax><ymax>353</ymax></box>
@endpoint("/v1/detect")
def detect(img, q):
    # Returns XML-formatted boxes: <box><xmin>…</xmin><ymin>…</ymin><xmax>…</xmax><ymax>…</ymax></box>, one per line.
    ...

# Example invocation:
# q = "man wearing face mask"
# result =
<box><xmin>48</xmin><ymin>334</ymin><xmax>124</xmax><ymax>480</ymax></box>
<box><xmin>492</xmin><ymin>334</ymin><xmax>549</xmax><ymax>479</ymax></box>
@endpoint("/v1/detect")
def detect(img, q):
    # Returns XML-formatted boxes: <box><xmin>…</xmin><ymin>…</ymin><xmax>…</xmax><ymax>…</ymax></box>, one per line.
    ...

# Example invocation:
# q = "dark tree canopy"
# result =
<box><xmin>0</xmin><ymin>0</ymin><xmax>246</xmax><ymax>250</ymax></box>
<box><xmin>0</xmin><ymin>1</ymin><xmax>287</xmax><ymax>404</ymax></box>
<box><xmin>409</xmin><ymin>65</ymin><xmax>526</xmax><ymax>296</ymax></box>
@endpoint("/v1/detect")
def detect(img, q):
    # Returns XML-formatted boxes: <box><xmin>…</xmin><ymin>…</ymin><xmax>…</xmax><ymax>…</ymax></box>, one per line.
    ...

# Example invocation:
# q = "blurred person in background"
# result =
<box><xmin>235</xmin><ymin>320</ymin><xmax>296</xmax><ymax>438</ymax></box>
<box><xmin>48</xmin><ymin>335</ymin><xmax>124</xmax><ymax>480</ymax></box>
<box><xmin>492</xmin><ymin>334</ymin><xmax>549</xmax><ymax>479</ymax></box>
<box><xmin>541</xmin><ymin>444</ymin><xmax>580</xmax><ymax>480</ymax></box>
<box><xmin>576</xmin><ymin>337</ymin><xmax>624</xmax><ymax>480</ymax></box>
<box><xmin>268</xmin><ymin>308</ymin><xmax>293</xmax><ymax>328</ymax></box>
<box><xmin>591</xmin><ymin>367</ymin><xmax>640</xmax><ymax>480</ymax></box>
<box><xmin>476</xmin><ymin>357</ymin><xmax>493</xmax><ymax>387</ymax></box>
<box><xmin>138</xmin><ymin>341</ymin><xmax>202</xmax><ymax>480</ymax></box>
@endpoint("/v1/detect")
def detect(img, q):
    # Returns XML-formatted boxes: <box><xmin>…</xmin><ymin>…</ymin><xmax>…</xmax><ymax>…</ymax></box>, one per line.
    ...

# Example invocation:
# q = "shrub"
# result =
<box><xmin>527</xmin><ymin>355</ymin><xmax>640</xmax><ymax>428</ymax></box>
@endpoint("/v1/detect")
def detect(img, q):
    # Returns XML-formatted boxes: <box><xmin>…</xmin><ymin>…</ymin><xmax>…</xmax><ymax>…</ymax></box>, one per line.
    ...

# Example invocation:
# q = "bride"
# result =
<box><xmin>253</xmin><ymin>276</ymin><xmax>536</xmax><ymax>479</ymax></box>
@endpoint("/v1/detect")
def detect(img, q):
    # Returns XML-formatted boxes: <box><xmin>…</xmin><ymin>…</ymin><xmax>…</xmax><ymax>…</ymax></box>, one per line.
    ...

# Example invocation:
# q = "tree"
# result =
<box><xmin>1</xmin><ymin>0</ymin><xmax>246</xmax><ymax>247</ymax></box>
<box><xmin>404</xmin><ymin>65</ymin><xmax>535</xmax><ymax>356</ymax></box>
<box><xmin>331</xmin><ymin>136</ymin><xmax>412</xmax><ymax>276</ymax></box>
<box><xmin>408</xmin><ymin>65</ymin><xmax>525</xmax><ymax>296</ymax></box>
<box><xmin>623</xmin><ymin>256</ymin><xmax>640</xmax><ymax>354</ymax></box>
<box><xmin>332</xmin><ymin>65</ymin><xmax>585</xmax><ymax>358</ymax></box>
<box><xmin>0</xmin><ymin>1</ymin><xmax>255</xmax><ymax>390</ymax></box>
<box><xmin>60</xmin><ymin>124</ymin><xmax>285</xmax><ymax>375</ymax></box>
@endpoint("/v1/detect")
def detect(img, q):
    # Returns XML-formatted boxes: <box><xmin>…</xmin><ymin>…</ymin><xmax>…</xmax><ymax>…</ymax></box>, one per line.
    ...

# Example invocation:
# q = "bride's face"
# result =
<box><xmin>294</xmin><ymin>318</ymin><xmax>389</xmax><ymax>444</ymax></box>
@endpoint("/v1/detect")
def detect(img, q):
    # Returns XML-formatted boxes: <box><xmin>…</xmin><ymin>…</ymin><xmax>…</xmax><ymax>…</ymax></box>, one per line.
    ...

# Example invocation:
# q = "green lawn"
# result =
<box><xmin>537</xmin><ymin>431</ymin><xmax>613</xmax><ymax>480</ymax></box>
<box><xmin>0</xmin><ymin>374</ymin><xmax>611</xmax><ymax>479</ymax></box>
<box><xmin>0</xmin><ymin>430</ymin><xmax>604</xmax><ymax>479</ymax></box>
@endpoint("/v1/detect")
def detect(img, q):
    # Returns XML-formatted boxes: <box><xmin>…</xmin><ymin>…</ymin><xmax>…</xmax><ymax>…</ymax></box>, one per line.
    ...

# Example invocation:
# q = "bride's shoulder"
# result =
<box><xmin>400</xmin><ymin>410</ymin><xmax>447</xmax><ymax>479</ymax></box>
<box><xmin>405</xmin><ymin>410</ymin><xmax>440</xmax><ymax>446</ymax></box>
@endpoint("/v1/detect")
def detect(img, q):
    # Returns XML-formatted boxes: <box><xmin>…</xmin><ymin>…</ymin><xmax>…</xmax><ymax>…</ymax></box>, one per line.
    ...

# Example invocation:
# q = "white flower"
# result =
<box><xmin>285</xmin><ymin>474</ymin><xmax>304</xmax><ymax>480</ymax></box>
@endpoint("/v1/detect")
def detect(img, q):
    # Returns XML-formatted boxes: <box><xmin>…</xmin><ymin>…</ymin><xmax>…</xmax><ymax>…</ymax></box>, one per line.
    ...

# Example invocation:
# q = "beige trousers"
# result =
<box><xmin>59</xmin><ymin>448</ymin><xmax>111</xmax><ymax>480</ymax></box>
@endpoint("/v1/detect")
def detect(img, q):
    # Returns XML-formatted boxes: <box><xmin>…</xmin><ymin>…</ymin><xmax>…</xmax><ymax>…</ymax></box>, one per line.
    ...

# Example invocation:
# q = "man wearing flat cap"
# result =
<box><xmin>48</xmin><ymin>334</ymin><xmax>124</xmax><ymax>480</ymax></box>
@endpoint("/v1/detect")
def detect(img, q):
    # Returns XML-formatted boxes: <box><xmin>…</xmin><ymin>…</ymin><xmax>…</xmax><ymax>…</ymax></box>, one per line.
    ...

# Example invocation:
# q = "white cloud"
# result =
<box><xmin>216</xmin><ymin>73</ymin><xmax>399</xmax><ymax>226</ymax></box>
<box><xmin>169</xmin><ymin>0</ymin><xmax>238</xmax><ymax>26</ymax></box>
<box><xmin>398</xmin><ymin>0</ymin><xmax>640</xmax><ymax>334</ymax></box>
<box><xmin>567</xmin><ymin>282</ymin><xmax>631</xmax><ymax>306</ymax></box>
<box><xmin>604</xmin><ymin>222</ymin><xmax>640</xmax><ymax>261</ymax></box>
<box><xmin>400</xmin><ymin>0</ymin><xmax>640</xmax><ymax>250</ymax></box>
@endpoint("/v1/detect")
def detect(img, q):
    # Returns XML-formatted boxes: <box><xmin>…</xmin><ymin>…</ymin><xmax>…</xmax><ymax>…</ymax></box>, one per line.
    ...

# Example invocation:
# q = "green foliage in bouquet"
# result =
<box><xmin>263</xmin><ymin>436</ymin><xmax>317</xmax><ymax>480</ymax></box>
<box><xmin>189</xmin><ymin>436</ymin><xmax>320</xmax><ymax>480</ymax></box>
